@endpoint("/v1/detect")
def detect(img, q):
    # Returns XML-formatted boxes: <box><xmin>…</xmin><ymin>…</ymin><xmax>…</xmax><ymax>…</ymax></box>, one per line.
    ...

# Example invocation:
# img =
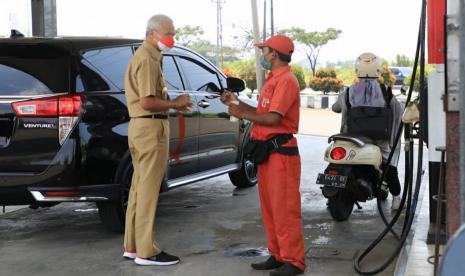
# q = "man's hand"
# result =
<box><xmin>172</xmin><ymin>94</ymin><xmax>193</xmax><ymax>112</ymax></box>
<box><xmin>220</xmin><ymin>90</ymin><xmax>239</xmax><ymax>106</ymax></box>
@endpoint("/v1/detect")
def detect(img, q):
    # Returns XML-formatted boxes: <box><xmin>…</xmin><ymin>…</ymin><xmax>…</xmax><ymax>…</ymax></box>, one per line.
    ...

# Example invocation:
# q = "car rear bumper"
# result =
<box><xmin>0</xmin><ymin>184</ymin><xmax>120</xmax><ymax>205</ymax></box>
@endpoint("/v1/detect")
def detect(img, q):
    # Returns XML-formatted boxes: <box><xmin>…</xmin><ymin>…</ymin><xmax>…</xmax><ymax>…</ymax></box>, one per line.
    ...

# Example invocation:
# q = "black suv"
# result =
<box><xmin>0</xmin><ymin>37</ymin><xmax>257</xmax><ymax>232</ymax></box>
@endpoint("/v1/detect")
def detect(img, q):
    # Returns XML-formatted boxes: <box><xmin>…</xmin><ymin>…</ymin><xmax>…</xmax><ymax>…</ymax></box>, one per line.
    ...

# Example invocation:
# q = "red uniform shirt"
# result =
<box><xmin>251</xmin><ymin>66</ymin><xmax>300</xmax><ymax>147</ymax></box>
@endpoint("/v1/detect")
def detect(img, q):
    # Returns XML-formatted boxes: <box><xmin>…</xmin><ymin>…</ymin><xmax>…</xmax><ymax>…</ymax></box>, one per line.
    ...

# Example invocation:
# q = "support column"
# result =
<box><xmin>445</xmin><ymin>0</ymin><xmax>461</xmax><ymax>237</ymax></box>
<box><xmin>31</xmin><ymin>0</ymin><xmax>56</xmax><ymax>37</ymax></box>
<box><xmin>251</xmin><ymin>0</ymin><xmax>264</xmax><ymax>93</ymax></box>
<box><xmin>459</xmin><ymin>0</ymin><xmax>465</xmax><ymax>226</ymax></box>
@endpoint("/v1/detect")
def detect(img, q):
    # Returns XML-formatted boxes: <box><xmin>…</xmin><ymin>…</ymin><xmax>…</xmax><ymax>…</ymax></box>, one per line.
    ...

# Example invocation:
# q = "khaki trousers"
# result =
<box><xmin>124</xmin><ymin>118</ymin><xmax>169</xmax><ymax>258</ymax></box>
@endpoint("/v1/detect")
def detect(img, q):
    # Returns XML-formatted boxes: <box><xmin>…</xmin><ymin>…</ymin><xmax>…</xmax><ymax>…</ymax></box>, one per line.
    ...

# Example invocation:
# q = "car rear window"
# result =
<box><xmin>0</xmin><ymin>64</ymin><xmax>52</xmax><ymax>96</ymax></box>
<box><xmin>0</xmin><ymin>44</ymin><xmax>70</xmax><ymax>96</ymax></box>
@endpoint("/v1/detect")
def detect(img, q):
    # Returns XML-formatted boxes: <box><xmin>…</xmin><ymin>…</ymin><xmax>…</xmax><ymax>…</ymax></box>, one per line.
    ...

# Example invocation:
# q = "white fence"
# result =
<box><xmin>249</xmin><ymin>93</ymin><xmax>340</xmax><ymax>109</ymax></box>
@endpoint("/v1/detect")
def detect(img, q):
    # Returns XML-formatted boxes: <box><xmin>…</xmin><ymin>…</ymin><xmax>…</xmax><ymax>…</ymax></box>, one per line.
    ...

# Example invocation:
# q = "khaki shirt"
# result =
<box><xmin>125</xmin><ymin>41</ymin><xmax>168</xmax><ymax>118</ymax></box>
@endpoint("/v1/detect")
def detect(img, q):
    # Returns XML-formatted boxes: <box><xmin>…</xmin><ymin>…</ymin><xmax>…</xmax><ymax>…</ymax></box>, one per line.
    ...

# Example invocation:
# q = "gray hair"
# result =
<box><xmin>146</xmin><ymin>14</ymin><xmax>173</xmax><ymax>36</ymax></box>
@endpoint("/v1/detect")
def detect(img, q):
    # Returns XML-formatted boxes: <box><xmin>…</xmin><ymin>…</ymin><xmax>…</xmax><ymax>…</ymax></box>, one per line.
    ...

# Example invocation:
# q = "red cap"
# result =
<box><xmin>255</xmin><ymin>35</ymin><xmax>294</xmax><ymax>56</ymax></box>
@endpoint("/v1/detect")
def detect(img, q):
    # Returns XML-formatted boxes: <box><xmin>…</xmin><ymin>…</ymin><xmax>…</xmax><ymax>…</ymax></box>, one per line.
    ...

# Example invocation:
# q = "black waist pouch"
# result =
<box><xmin>243</xmin><ymin>134</ymin><xmax>298</xmax><ymax>164</ymax></box>
<box><xmin>243</xmin><ymin>140</ymin><xmax>269</xmax><ymax>164</ymax></box>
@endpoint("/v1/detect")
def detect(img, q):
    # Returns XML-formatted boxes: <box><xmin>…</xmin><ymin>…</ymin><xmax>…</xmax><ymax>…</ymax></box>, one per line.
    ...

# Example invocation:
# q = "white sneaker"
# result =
<box><xmin>134</xmin><ymin>251</ymin><xmax>180</xmax><ymax>266</ymax></box>
<box><xmin>123</xmin><ymin>250</ymin><xmax>137</xmax><ymax>260</ymax></box>
<box><xmin>391</xmin><ymin>195</ymin><xmax>402</xmax><ymax>211</ymax></box>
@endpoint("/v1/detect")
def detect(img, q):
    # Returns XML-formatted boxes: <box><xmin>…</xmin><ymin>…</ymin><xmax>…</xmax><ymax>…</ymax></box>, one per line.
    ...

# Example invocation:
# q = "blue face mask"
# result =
<box><xmin>260</xmin><ymin>55</ymin><xmax>272</xmax><ymax>71</ymax></box>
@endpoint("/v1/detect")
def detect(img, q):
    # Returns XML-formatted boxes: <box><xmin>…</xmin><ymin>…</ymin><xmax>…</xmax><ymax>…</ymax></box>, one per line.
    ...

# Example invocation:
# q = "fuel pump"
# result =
<box><xmin>354</xmin><ymin>0</ymin><xmax>428</xmax><ymax>274</ymax></box>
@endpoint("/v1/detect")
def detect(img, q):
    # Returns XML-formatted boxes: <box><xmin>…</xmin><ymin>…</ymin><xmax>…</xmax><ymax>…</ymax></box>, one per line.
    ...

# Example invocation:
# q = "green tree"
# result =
<box><xmin>223</xmin><ymin>59</ymin><xmax>258</xmax><ymax>92</ymax></box>
<box><xmin>291</xmin><ymin>64</ymin><xmax>307</xmax><ymax>91</ymax></box>
<box><xmin>189</xmin><ymin>39</ymin><xmax>216</xmax><ymax>63</ymax></box>
<box><xmin>175</xmin><ymin>25</ymin><xmax>204</xmax><ymax>47</ymax></box>
<box><xmin>403</xmin><ymin>65</ymin><xmax>436</xmax><ymax>91</ymax></box>
<box><xmin>378</xmin><ymin>63</ymin><xmax>396</xmax><ymax>87</ymax></box>
<box><xmin>309</xmin><ymin>68</ymin><xmax>344</xmax><ymax>94</ymax></box>
<box><xmin>189</xmin><ymin>40</ymin><xmax>239</xmax><ymax>65</ymax></box>
<box><xmin>392</xmin><ymin>54</ymin><xmax>414</xmax><ymax>67</ymax></box>
<box><xmin>336</xmin><ymin>68</ymin><xmax>357</xmax><ymax>86</ymax></box>
<box><xmin>176</xmin><ymin>25</ymin><xmax>239</xmax><ymax>66</ymax></box>
<box><xmin>280</xmin><ymin>27</ymin><xmax>342</xmax><ymax>76</ymax></box>
<box><xmin>336</xmin><ymin>59</ymin><xmax>355</xmax><ymax>70</ymax></box>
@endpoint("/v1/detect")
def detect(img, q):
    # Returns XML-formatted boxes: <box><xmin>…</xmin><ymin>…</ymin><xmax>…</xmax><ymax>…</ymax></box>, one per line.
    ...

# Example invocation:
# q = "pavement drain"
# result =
<box><xmin>306</xmin><ymin>247</ymin><xmax>358</xmax><ymax>261</ymax></box>
<box><xmin>226</xmin><ymin>243</ymin><xmax>270</xmax><ymax>257</ymax></box>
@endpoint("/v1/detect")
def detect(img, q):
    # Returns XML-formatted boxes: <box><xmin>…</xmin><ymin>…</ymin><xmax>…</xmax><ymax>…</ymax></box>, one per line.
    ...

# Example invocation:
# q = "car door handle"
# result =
<box><xmin>198</xmin><ymin>100</ymin><xmax>210</xmax><ymax>108</ymax></box>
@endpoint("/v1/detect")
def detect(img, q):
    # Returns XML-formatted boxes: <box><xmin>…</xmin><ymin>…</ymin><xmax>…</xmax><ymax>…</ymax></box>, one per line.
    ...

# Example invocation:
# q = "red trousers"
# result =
<box><xmin>258</xmin><ymin>153</ymin><xmax>306</xmax><ymax>270</ymax></box>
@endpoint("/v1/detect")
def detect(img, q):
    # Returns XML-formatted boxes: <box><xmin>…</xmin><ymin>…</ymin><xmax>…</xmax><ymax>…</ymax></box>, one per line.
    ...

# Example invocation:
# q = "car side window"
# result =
<box><xmin>162</xmin><ymin>56</ymin><xmax>184</xmax><ymax>91</ymax></box>
<box><xmin>76</xmin><ymin>59</ymin><xmax>114</xmax><ymax>92</ymax></box>
<box><xmin>82</xmin><ymin>46</ymin><xmax>133</xmax><ymax>90</ymax></box>
<box><xmin>178</xmin><ymin>56</ymin><xmax>222</xmax><ymax>93</ymax></box>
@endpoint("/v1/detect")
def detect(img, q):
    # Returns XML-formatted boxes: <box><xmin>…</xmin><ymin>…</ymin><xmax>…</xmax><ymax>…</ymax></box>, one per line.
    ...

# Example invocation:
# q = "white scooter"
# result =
<box><xmin>316</xmin><ymin>134</ymin><xmax>389</xmax><ymax>221</ymax></box>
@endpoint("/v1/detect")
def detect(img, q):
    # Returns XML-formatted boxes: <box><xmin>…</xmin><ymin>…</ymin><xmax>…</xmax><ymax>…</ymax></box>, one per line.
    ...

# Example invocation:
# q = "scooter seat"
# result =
<box><xmin>328</xmin><ymin>133</ymin><xmax>375</xmax><ymax>147</ymax></box>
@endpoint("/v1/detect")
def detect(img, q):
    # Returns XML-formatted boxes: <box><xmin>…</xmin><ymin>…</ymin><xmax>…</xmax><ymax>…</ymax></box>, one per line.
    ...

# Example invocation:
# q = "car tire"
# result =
<box><xmin>97</xmin><ymin>160</ymin><xmax>132</xmax><ymax>233</ymax></box>
<box><xmin>228</xmin><ymin>131</ymin><xmax>258</xmax><ymax>188</ymax></box>
<box><xmin>97</xmin><ymin>201</ymin><xmax>125</xmax><ymax>233</ymax></box>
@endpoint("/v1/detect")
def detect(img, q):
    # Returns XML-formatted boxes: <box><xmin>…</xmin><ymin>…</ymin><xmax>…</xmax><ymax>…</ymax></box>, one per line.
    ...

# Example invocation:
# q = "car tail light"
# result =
<box><xmin>327</xmin><ymin>169</ymin><xmax>339</xmax><ymax>175</ymax></box>
<box><xmin>330</xmin><ymin>147</ymin><xmax>346</xmax><ymax>160</ymax></box>
<box><xmin>12</xmin><ymin>98</ymin><xmax>58</xmax><ymax>117</ymax></box>
<box><xmin>58</xmin><ymin>95</ymin><xmax>83</xmax><ymax>116</ymax></box>
<box><xmin>44</xmin><ymin>191</ymin><xmax>79</xmax><ymax>197</ymax></box>
<box><xmin>12</xmin><ymin>95</ymin><xmax>85</xmax><ymax>145</ymax></box>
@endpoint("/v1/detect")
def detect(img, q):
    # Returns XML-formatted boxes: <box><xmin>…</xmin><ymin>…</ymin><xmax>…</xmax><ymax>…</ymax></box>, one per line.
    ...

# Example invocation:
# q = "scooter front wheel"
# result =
<box><xmin>328</xmin><ymin>189</ymin><xmax>355</xmax><ymax>221</ymax></box>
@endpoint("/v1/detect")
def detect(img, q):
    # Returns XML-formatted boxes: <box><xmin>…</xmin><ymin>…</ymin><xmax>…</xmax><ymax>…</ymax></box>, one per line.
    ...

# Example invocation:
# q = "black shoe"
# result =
<box><xmin>269</xmin><ymin>263</ymin><xmax>304</xmax><ymax>276</ymax></box>
<box><xmin>134</xmin><ymin>251</ymin><xmax>180</xmax><ymax>266</ymax></box>
<box><xmin>251</xmin><ymin>255</ymin><xmax>284</xmax><ymax>270</ymax></box>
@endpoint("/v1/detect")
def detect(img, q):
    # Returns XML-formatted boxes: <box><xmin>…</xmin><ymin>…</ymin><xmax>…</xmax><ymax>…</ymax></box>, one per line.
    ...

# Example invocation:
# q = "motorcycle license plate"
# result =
<box><xmin>316</xmin><ymin>173</ymin><xmax>347</xmax><ymax>188</ymax></box>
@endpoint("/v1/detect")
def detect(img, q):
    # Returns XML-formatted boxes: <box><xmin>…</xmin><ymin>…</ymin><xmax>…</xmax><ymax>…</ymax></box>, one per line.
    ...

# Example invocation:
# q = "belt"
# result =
<box><xmin>275</xmin><ymin>146</ymin><xmax>299</xmax><ymax>156</ymax></box>
<box><xmin>133</xmin><ymin>114</ymin><xmax>168</xmax><ymax>120</ymax></box>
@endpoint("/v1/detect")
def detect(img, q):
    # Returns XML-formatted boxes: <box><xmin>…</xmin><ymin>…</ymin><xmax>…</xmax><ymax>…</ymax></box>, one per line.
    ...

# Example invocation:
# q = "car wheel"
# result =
<box><xmin>228</xmin><ymin>132</ymin><xmax>258</xmax><ymax>188</ymax></box>
<box><xmin>97</xmin><ymin>162</ymin><xmax>132</xmax><ymax>233</ymax></box>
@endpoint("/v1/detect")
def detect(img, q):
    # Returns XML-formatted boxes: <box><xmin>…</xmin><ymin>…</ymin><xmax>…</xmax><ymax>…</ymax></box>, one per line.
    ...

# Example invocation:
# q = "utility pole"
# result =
<box><xmin>31</xmin><ymin>0</ymin><xmax>56</xmax><ymax>37</ymax></box>
<box><xmin>263</xmin><ymin>0</ymin><xmax>267</xmax><ymax>41</ymax></box>
<box><xmin>212</xmin><ymin>0</ymin><xmax>225</xmax><ymax>68</ymax></box>
<box><xmin>270</xmin><ymin>0</ymin><xmax>274</xmax><ymax>35</ymax></box>
<box><xmin>251</xmin><ymin>0</ymin><xmax>264</xmax><ymax>92</ymax></box>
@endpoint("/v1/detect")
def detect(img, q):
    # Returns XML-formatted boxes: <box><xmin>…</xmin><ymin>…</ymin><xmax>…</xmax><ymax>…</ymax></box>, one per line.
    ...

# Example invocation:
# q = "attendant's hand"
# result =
<box><xmin>228</xmin><ymin>103</ymin><xmax>245</xmax><ymax>119</ymax></box>
<box><xmin>220</xmin><ymin>90</ymin><xmax>239</xmax><ymax>106</ymax></box>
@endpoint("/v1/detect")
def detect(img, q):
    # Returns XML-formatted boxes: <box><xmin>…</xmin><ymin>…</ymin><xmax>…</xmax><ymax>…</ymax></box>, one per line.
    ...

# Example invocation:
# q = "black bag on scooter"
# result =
<box><xmin>346</xmin><ymin>84</ymin><xmax>393</xmax><ymax>140</ymax></box>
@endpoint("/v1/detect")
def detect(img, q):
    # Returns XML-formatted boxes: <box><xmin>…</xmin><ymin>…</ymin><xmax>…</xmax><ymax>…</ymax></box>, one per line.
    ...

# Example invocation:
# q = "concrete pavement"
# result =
<box><xmin>0</xmin><ymin>108</ymin><xmax>428</xmax><ymax>276</ymax></box>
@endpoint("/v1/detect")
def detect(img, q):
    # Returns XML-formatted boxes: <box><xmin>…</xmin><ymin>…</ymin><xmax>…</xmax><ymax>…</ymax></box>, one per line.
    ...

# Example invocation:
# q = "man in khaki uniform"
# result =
<box><xmin>122</xmin><ymin>14</ymin><xmax>192</xmax><ymax>266</ymax></box>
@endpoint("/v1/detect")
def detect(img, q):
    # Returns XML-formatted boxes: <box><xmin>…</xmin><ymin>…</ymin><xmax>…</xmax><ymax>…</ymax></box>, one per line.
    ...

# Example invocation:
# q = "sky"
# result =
<box><xmin>0</xmin><ymin>0</ymin><xmax>422</xmax><ymax>65</ymax></box>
